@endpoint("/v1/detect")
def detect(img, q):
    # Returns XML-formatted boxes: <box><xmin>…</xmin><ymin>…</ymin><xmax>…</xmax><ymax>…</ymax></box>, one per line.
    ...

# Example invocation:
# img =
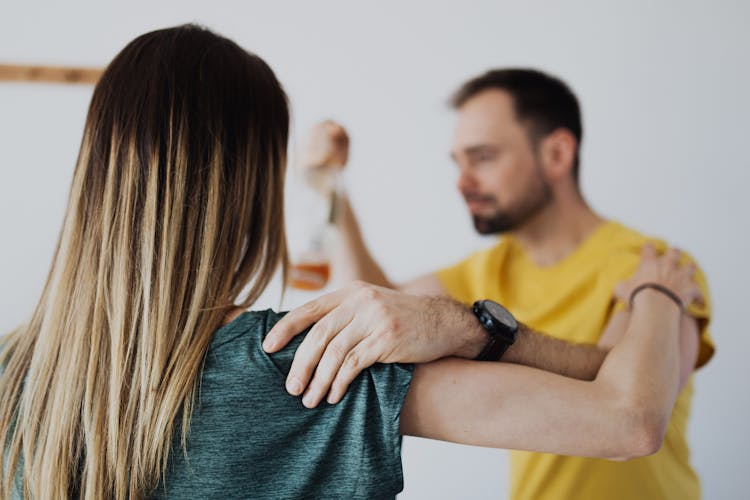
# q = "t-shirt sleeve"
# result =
<box><xmin>261</xmin><ymin>310</ymin><xmax>415</xmax><ymax>496</ymax></box>
<box><xmin>362</xmin><ymin>361</ymin><xmax>415</xmax><ymax>488</ymax></box>
<box><xmin>608</xmin><ymin>244</ymin><xmax>715</xmax><ymax>369</ymax></box>
<box><xmin>435</xmin><ymin>263</ymin><xmax>469</xmax><ymax>304</ymax></box>
<box><xmin>435</xmin><ymin>253</ymin><xmax>483</xmax><ymax>304</ymax></box>
<box><xmin>683</xmin><ymin>257</ymin><xmax>714</xmax><ymax>368</ymax></box>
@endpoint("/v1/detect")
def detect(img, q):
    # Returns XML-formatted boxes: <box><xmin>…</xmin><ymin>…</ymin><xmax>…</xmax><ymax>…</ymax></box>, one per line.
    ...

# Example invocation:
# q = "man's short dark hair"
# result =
<box><xmin>451</xmin><ymin>68</ymin><xmax>583</xmax><ymax>182</ymax></box>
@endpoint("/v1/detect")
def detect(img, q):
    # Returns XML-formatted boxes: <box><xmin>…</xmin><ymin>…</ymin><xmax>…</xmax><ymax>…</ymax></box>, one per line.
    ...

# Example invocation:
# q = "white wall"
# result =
<box><xmin>1</xmin><ymin>1</ymin><xmax>748</xmax><ymax>498</ymax></box>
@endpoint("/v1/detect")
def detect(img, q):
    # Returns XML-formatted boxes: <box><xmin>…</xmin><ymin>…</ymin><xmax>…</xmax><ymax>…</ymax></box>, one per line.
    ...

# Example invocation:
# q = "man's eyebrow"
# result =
<box><xmin>464</xmin><ymin>144</ymin><xmax>498</xmax><ymax>155</ymax></box>
<box><xmin>448</xmin><ymin>142</ymin><xmax>500</xmax><ymax>161</ymax></box>
<box><xmin>450</xmin><ymin>144</ymin><xmax>499</xmax><ymax>161</ymax></box>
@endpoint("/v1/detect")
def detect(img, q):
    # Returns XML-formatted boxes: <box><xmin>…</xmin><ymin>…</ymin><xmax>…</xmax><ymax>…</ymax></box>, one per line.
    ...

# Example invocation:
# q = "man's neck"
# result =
<box><xmin>509</xmin><ymin>195</ymin><xmax>603</xmax><ymax>267</ymax></box>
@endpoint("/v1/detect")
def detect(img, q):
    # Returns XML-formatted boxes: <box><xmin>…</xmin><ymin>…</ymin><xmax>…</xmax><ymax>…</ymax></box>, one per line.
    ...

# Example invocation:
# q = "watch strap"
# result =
<box><xmin>475</xmin><ymin>334</ymin><xmax>512</xmax><ymax>361</ymax></box>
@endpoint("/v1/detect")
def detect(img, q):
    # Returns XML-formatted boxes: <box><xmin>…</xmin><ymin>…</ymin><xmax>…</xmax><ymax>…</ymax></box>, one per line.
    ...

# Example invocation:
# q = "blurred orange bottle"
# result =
<box><xmin>290</xmin><ymin>261</ymin><xmax>331</xmax><ymax>291</ymax></box>
<box><xmin>289</xmin><ymin>185</ymin><xmax>338</xmax><ymax>291</ymax></box>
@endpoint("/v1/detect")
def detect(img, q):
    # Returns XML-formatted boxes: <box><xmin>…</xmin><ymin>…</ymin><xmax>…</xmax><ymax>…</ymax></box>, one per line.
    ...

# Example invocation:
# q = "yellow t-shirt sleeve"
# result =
<box><xmin>610</xmin><ymin>245</ymin><xmax>714</xmax><ymax>369</ymax></box>
<box><xmin>434</xmin><ymin>248</ymin><xmax>496</xmax><ymax>306</ymax></box>
<box><xmin>677</xmin><ymin>256</ymin><xmax>714</xmax><ymax>368</ymax></box>
<box><xmin>435</xmin><ymin>259</ymin><xmax>474</xmax><ymax>305</ymax></box>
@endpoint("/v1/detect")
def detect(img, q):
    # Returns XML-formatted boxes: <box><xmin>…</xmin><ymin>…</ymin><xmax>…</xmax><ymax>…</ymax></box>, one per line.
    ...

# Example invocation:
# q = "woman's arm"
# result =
<box><xmin>399</xmin><ymin>246</ymin><xmax>700</xmax><ymax>460</ymax></box>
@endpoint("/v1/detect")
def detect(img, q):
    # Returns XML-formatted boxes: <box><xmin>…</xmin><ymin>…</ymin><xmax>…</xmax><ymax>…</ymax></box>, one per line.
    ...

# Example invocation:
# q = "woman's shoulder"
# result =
<box><xmin>199</xmin><ymin>309</ymin><xmax>292</xmax><ymax>393</ymax></box>
<box><xmin>209</xmin><ymin>308</ymin><xmax>287</xmax><ymax>351</ymax></box>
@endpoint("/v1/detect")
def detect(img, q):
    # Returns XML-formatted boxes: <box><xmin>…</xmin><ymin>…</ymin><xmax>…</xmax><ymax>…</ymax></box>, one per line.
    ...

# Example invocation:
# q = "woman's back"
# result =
<box><xmin>153</xmin><ymin>310</ymin><xmax>412</xmax><ymax>499</ymax></box>
<box><xmin>0</xmin><ymin>25</ymin><xmax>301</xmax><ymax>498</ymax></box>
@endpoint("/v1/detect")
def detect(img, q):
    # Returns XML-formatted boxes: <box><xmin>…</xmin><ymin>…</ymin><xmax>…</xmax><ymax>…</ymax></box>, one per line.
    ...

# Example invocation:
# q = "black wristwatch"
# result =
<box><xmin>472</xmin><ymin>300</ymin><xmax>519</xmax><ymax>361</ymax></box>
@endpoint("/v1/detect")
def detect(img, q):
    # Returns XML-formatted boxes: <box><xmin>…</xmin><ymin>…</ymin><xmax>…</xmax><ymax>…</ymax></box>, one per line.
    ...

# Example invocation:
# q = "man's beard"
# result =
<box><xmin>470</xmin><ymin>172</ymin><xmax>552</xmax><ymax>235</ymax></box>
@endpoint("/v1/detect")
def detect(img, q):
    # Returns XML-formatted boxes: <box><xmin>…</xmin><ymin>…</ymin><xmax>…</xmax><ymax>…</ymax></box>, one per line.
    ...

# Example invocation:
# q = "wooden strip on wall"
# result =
<box><xmin>0</xmin><ymin>64</ymin><xmax>103</xmax><ymax>84</ymax></box>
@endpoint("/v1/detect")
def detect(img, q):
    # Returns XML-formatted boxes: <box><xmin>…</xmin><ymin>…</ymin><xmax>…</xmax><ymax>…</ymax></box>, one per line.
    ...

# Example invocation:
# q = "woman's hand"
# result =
<box><xmin>614</xmin><ymin>244</ymin><xmax>703</xmax><ymax>310</ymax></box>
<box><xmin>598</xmin><ymin>244</ymin><xmax>703</xmax><ymax>350</ymax></box>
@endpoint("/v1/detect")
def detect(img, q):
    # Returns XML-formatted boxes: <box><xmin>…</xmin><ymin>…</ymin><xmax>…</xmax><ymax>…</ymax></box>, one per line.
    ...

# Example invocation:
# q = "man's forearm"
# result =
<box><xmin>331</xmin><ymin>193</ymin><xmax>394</xmax><ymax>287</ymax></box>
<box><xmin>441</xmin><ymin>298</ymin><xmax>606</xmax><ymax>380</ymax></box>
<box><xmin>502</xmin><ymin>326</ymin><xmax>607</xmax><ymax>381</ymax></box>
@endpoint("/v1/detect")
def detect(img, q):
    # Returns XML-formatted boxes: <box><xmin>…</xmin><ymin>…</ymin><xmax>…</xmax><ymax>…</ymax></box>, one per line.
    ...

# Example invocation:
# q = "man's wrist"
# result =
<box><xmin>444</xmin><ymin>300</ymin><xmax>491</xmax><ymax>359</ymax></box>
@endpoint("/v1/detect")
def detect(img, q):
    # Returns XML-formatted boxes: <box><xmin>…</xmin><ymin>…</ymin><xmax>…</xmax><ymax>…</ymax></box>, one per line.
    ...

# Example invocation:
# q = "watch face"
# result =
<box><xmin>485</xmin><ymin>300</ymin><xmax>518</xmax><ymax>329</ymax></box>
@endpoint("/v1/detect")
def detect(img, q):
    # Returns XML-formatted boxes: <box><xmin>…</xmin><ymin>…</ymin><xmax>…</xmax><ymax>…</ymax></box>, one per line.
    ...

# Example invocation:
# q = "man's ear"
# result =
<box><xmin>538</xmin><ymin>128</ymin><xmax>577</xmax><ymax>181</ymax></box>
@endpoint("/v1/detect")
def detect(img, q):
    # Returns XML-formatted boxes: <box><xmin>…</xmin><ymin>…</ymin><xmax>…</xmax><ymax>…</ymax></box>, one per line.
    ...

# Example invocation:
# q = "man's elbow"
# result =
<box><xmin>610</xmin><ymin>410</ymin><xmax>668</xmax><ymax>461</ymax></box>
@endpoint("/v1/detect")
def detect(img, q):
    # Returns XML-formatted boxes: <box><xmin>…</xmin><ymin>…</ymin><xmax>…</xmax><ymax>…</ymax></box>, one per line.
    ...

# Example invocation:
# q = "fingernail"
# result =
<box><xmin>286</xmin><ymin>378</ymin><xmax>302</xmax><ymax>396</ymax></box>
<box><xmin>262</xmin><ymin>338</ymin><xmax>275</xmax><ymax>351</ymax></box>
<box><xmin>302</xmin><ymin>392</ymin><xmax>316</xmax><ymax>408</ymax></box>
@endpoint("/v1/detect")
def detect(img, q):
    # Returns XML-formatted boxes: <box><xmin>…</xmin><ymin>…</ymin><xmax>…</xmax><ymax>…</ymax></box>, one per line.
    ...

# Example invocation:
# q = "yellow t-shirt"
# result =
<box><xmin>436</xmin><ymin>220</ymin><xmax>714</xmax><ymax>500</ymax></box>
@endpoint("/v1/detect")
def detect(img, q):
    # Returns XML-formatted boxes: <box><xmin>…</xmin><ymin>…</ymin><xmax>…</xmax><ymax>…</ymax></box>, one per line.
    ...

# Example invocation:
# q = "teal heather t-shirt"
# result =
<box><xmin>151</xmin><ymin>309</ymin><xmax>414</xmax><ymax>499</ymax></box>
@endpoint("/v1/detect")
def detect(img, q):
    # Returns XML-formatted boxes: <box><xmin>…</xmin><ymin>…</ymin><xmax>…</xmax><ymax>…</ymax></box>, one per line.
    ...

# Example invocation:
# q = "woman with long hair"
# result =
<box><xmin>0</xmin><ymin>25</ymin><xmax>698</xmax><ymax>499</ymax></box>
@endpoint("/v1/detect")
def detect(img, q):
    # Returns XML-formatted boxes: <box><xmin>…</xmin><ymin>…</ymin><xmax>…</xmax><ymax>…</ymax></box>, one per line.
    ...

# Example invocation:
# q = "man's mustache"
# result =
<box><xmin>462</xmin><ymin>192</ymin><xmax>497</xmax><ymax>204</ymax></box>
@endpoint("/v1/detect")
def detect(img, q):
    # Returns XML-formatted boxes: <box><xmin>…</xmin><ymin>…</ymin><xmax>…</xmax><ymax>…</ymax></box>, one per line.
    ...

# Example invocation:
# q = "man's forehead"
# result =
<box><xmin>458</xmin><ymin>89</ymin><xmax>516</xmax><ymax>122</ymax></box>
<box><xmin>451</xmin><ymin>91</ymin><xmax>518</xmax><ymax>152</ymax></box>
<box><xmin>453</xmin><ymin>95</ymin><xmax>518</xmax><ymax>144</ymax></box>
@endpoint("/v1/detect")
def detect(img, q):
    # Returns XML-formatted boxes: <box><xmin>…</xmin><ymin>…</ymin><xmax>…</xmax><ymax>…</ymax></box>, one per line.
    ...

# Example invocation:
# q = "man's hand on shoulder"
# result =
<box><xmin>262</xmin><ymin>281</ymin><xmax>486</xmax><ymax>408</ymax></box>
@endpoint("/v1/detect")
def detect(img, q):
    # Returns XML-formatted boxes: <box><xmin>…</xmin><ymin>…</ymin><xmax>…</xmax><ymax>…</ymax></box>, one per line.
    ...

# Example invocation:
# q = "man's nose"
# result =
<box><xmin>456</xmin><ymin>164</ymin><xmax>477</xmax><ymax>193</ymax></box>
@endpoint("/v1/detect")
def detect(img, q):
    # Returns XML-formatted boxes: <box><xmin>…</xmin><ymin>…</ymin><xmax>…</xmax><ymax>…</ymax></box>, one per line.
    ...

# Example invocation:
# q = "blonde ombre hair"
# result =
<box><xmin>0</xmin><ymin>25</ymin><xmax>289</xmax><ymax>499</ymax></box>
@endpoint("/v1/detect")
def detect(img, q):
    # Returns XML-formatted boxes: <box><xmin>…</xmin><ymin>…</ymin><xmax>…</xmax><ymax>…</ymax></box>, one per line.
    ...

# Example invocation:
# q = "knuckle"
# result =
<box><xmin>344</xmin><ymin>351</ymin><xmax>362</xmax><ymax>370</ymax></box>
<box><xmin>350</xmin><ymin>280</ymin><xmax>368</xmax><ymax>290</ymax></box>
<box><xmin>361</xmin><ymin>286</ymin><xmax>380</xmax><ymax>302</ymax></box>
<box><xmin>307</xmin><ymin>323</ymin><xmax>330</xmax><ymax>349</ymax></box>
<box><xmin>383</xmin><ymin>317</ymin><xmax>401</xmax><ymax>335</ymax></box>
<box><xmin>327</xmin><ymin>339</ymin><xmax>348</xmax><ymax>363</ymax></box>
<box><xmin>371</xmin><ymin>299</ymin><xmax>391</xmax><ymax>316</ymax></box>
<box><xmin>302</xmin><ymin>299</ymin><xmax>320</xmax><ymax>317</ymax></box>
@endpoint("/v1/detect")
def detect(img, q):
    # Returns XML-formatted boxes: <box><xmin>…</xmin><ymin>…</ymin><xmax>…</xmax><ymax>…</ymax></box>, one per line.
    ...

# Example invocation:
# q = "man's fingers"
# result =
<box><xmin>299</xmin><ymin>321</ymin><xmax>366</xmax><ymax>408</ymax></box>
<box><xmin>284</xmin><ymin>305</ymin><xmax>353</xmax><ymax>396</ymax></box>
<box><xmin>326</xmin><ymin>336</ymin><xmax>382</xmax><ymax>405</ymax></box>
<box><xmin>263</xmin><ymin>289</ymin><xmax>347</xmax><ymax>353</ymax></box>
